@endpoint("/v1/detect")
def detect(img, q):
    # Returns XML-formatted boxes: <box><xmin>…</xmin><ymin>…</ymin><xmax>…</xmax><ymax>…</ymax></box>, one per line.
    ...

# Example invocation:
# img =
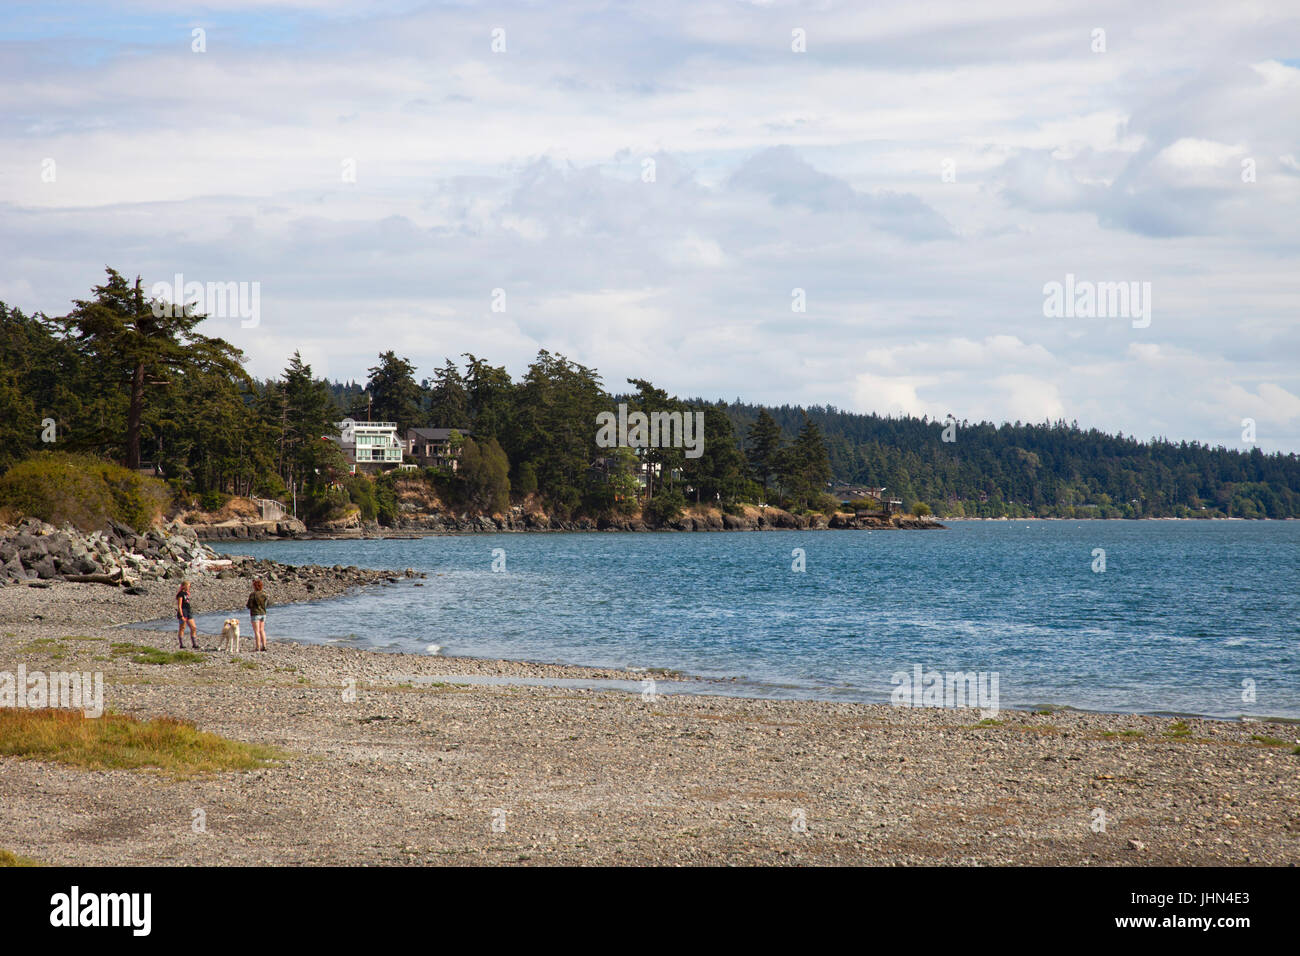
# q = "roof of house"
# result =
<box><xmin>408</xmin><ymin>427</ymin><xmax>470</xmax><ymax>441</ymax></box>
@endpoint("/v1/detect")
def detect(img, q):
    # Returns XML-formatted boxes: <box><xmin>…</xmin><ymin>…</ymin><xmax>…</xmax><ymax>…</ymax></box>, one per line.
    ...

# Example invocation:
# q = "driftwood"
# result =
<box><xmin>63</xmin><ymin>571</ymin><xmax>126</xmax><ymax>586</ymax></box>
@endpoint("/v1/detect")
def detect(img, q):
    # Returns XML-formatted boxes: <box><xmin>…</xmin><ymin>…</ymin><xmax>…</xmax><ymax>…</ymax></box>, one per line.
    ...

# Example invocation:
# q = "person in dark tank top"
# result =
<box><xmin>175</xmin><ymin>580</ymin><xmax>198</xmax><ymax>649</ymax></box>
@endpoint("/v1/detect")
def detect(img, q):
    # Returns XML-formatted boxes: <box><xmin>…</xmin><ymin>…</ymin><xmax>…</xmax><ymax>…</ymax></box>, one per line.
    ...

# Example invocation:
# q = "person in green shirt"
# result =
<box><xmin>246</xmin><ymin>578</ymin><xmax>269</xmax><ymax>652</ymax></box>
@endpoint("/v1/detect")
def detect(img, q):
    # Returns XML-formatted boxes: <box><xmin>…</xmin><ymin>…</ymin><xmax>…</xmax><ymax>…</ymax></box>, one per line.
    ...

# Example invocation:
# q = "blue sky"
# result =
<box><xmin>2</xmin><ymin>0</ymin><xmax>1299</xmax><ymax>451</ymax></box>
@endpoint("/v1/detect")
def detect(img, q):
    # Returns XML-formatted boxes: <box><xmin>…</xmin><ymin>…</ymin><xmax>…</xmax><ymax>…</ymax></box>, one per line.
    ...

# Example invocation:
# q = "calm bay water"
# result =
<box><xmin>176</xmin><ymin>521</ymin><xmax>1297</xmax><ymax>718</ymax></box>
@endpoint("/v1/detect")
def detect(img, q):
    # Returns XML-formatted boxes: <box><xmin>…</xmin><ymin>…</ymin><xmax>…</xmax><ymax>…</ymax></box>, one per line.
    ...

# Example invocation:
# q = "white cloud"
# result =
<box><xmin>0</xmin><ymin>0</ymin><xmax>1297</xmax><ymax>451</ymax></box>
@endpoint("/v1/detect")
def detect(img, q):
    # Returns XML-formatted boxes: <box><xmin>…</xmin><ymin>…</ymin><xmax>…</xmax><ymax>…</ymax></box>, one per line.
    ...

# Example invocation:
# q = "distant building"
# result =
<box><xmin>334</xmin><ymin>418</ymin><xmax>404</xmax><ymax>472</ymax></box>
<box><xmin>836</xmin><ymin>485</ymin><xmax>902</xmax><ymax>514</ymax></box>
<box><xmin>407</xmin><ymin>427</ymin><xmax>470</xmax><ymax>472</ymax></box>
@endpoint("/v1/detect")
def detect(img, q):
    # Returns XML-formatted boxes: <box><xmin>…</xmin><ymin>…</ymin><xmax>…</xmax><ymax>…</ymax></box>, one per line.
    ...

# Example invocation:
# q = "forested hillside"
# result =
<box><xmin>3</xmin><ymin>268</ymin><xmax>1297</xmax><ymax>524</ymax></box>
<box><xmin>717</xmin><ymin>403</ymin><xmax>1300</xmax><ymax>518</ymax></box>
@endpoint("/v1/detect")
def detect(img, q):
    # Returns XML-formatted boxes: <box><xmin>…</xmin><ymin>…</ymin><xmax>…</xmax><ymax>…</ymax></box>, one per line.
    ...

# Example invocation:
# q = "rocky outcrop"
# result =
<box><xmin>302</xmin><ymin>504</ymin><xmax>943</xmax><ymax>537</ymax></box>
<box><xmin>828</xmin><ymin>513</ymin><xmax>944</xmax><ymax>530</ymax></box>
<box><xmin>1</xmin><ymin>518</ymin><xmax>225</xmax><ymax>586</ymax></box>
<box><xmin>181</xmin><ymin>517</ymin><xmax>308</xmax><ymax>540</ymax></box>
<box><xmin>0</xmin><ymin>517</ymin><xmax>424</xmax><ymax>590</ymax></box>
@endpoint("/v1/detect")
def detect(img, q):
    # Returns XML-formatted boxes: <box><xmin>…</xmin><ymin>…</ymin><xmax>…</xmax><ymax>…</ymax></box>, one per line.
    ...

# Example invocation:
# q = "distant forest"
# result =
<box><xmin>2</xmin><ymin>268</ymin><xmax>1298</xmax><ymax>523</ymax></box>
<box><xmin>717</xmin><ymin>404</ymin><xmax>1300</xmax><ymax>519</ymax></box>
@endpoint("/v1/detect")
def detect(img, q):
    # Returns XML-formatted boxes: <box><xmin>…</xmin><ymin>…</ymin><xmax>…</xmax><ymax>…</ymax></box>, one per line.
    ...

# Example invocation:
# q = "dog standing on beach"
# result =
<box><xmin>220</xmin><ymin>618</ymin><xmax>241</xmax><ymax>654</ymax></box>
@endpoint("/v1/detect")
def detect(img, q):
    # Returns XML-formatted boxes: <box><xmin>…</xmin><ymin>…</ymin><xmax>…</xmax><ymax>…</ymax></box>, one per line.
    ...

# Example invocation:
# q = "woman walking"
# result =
<box><xmin>175</xmin><ymin>581</ymin><xmax>199</xmax><ymax>649</ymax></box>
<box><xmin>246</xmin><ymin>578</ymin><xmax>269</xmax><ymax>652</ymax></box>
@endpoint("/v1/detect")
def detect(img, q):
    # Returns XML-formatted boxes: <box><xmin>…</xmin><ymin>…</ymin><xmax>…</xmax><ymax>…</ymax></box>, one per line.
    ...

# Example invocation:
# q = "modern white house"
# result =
<box><xmin>334</xmin><ymin>418</ymin><xmax>404</xmax><ymax>472</ymax></box>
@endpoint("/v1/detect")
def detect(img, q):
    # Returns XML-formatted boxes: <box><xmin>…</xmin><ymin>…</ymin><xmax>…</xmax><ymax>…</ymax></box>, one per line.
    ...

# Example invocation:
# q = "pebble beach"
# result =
<box><xmin>1</xmin><ymin>570</ymin><xmax>1297</xmax><ymax>867</ymax></box>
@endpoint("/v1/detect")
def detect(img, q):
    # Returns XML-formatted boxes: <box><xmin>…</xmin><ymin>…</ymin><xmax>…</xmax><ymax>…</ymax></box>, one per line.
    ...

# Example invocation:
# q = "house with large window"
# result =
<box><xmin>407</xmin><ymin>427</ymin><xmax>470</xmax><ymax>472</ymax></box>
<box><xmin>334</xmin><ymin>418</ymin><xmax>404</xmax><ymax>473</ymax></box>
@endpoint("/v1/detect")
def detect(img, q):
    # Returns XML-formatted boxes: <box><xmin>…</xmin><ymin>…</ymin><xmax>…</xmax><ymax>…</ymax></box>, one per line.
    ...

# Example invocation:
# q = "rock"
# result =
<box><xmin>1128</xmin><ymin>839</ymin><xmax>1147</xmax><ymax>851</ymax></box>
<box><xmin>31</xmin><ymin>555</ymin><xmax>59</xmax><ymax>579</ymax></box>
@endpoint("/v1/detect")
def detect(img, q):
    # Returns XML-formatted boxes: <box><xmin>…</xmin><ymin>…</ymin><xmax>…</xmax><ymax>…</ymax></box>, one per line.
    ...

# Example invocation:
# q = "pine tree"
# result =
<box><xmin>360</xmin><ymin>351</ymin><xmax>422</xmax><ymax>431</ymax></box>
<box><xmin>746</xmin><ymin>409</ymin><xmax>783</xmax><ymax>497</ymax></box>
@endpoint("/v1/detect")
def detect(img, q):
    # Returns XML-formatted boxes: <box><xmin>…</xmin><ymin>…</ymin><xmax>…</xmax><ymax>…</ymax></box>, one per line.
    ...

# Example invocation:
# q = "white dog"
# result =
<box><xmin>220</xmin><ymin>618</ymin><xmax>241</xmax><ymax>654</ymax></box>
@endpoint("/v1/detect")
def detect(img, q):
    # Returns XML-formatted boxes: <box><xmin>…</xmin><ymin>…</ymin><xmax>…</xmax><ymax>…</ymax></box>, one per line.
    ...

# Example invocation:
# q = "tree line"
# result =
<box><xmin>3</xmin><ymin>267</ymin><xmax>1297</xmax><ymax>524</ymax></box>
<box><xmin>0</xmin><ymin>269</ymin><xmax>834</xmax><ymax>525</ymax></box>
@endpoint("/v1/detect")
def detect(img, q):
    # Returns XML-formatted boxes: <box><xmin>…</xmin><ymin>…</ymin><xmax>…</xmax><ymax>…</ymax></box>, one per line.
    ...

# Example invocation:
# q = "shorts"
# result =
<box><xmin>250</xmin><ymin>614</ymin><xmax>266</xmax><ymax>622</ymax></box>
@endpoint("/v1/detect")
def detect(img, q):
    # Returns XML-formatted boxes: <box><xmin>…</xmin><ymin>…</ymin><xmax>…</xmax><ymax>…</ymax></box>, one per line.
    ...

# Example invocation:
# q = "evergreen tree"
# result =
<box><xmin>746</xmin><ymin>409</ymin><xmax>783</xmax><ymax>498</ymax></box>
<box><xmin>58</xmin><ymin>268</ymin><xmax>244</xmax><ymax>470</ymax></box>
<box><xmin>425</xmin><ymin>359</ymin><xmax>470</xmax><ymax>428</ymax></box>
<box><xmin>360</xmin><ymin>351</ymin><xmax>422</xmax><ymax>432</ymax></box>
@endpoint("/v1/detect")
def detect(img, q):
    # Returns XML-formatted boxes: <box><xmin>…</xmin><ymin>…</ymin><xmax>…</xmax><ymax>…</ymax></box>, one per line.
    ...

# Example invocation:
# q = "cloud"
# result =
<box><xmin>0</xmin><ymin>0</ymin><xmax>1297</xmax><ymax>451</ymax></box>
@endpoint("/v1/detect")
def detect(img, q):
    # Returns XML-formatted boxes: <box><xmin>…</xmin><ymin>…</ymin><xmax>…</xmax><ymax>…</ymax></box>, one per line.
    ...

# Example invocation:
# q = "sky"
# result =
<box><xmin>1</xmin><ymin>0</ymin><xmax>1298</xmax><ymax>451</ymax></box>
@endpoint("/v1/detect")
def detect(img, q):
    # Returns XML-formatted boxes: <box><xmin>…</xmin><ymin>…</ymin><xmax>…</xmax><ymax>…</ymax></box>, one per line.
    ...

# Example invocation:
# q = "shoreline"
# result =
<box><xmin>2</xmin><ymin>575</ymin><xmax>1298</xmax><ymax>866</ymax></box>
<box><xmin>143</xmin><ymin>549</ymin><xmax>1295</xmax><ymax>724</ymax></box>
<box><xmin>125</xmin><ymin>613</ymin><xmax>1300</xmax><ymax>725</ymax></box>
<box><xmin>194</xmin><ymin>514</ymin><xmax>1293</xmax><ymax>543</ymax></box>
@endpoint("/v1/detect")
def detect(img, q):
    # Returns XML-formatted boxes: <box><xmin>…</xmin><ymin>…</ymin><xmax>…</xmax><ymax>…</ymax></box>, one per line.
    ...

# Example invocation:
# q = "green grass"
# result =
<box><xmin>0</xmin><ymin>707</ymin><xmax>282</xmax><ymax>777</ymax></box>
<box><xmin>1101</xmin><ymin>730</ymin><xmax>1146</xmax><ymax>739</ymax></box>
<box><xmin>1250</xmin><ymin>734</ymin><xmax>1291</xmax><ymax>747</ymax></box>
<box><xmin>0</xmin><ymin>849</ymin><xmax>43</xmax><ymax>867</ymax></box>
<box><xmin>110</xmin><ymin>642</ymin><xmax>205</xmax><ymax>666</ymax></box>
<box><xmin>1164</xmin><ymin>720</ymin><xmax>1192</xmax><ymax>738</ymax></box>
<box><xmin>976</xmin><ymin>718</ymin><xmax>1004</xmax><ymax>726</ymax></box>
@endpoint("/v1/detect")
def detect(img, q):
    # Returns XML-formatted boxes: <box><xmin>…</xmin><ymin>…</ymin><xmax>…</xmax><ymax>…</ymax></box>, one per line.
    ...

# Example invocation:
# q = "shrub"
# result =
<box><xmin>373</xmin><ymin>473</ymin><xmax>399</xmax><ymax>525</ymax></box>
<box><xmin>912</xmin><ymin>501</ymin><xmax>932</xmax><ymax>517</ymax></box>
<box><xmin>344</xmin><ymin>475</ymin><xmax>378</xmax><ymax>521</ymax></box>
<box><xmin>0</xmin><ymin>452</ymin><xmax>171</xmax><ymax>531</ymax></box>
<box><xmin>644</xmin><ymin>486</ymin><xmax>687</xmax><ymax>526</ymax></box>
<box><xmin>812</xmin><ymin>492</ymin><xmax>842</xmax><ymax>514</ymax></box>
<box><xmin>458</xmin><ymin>438</ymin><xmax>510</xmax><ymax>514</ymax></box>
<box><xmin>198</xmin><ymin>489</ymin><xmax>229</xmax><ymax>513</ymax></box>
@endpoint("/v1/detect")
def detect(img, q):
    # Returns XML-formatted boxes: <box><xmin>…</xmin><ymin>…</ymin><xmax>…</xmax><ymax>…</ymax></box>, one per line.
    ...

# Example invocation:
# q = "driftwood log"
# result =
<box><xmin>63</xmin><ymin>571</ymin><xmax>127</xmax><ymax>586</ymax></box>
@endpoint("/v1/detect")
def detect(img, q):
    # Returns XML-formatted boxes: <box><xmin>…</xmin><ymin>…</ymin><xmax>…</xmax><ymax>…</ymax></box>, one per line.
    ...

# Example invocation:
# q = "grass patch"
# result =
<box><xmin>0</xmin><ymin>708</ymin><xmax>282</xmax><ymax>777</ymax></box>
<box><xmin>1101</xmin><ymin>730</ymin><xmax>1146</xmax><ymax>739</ymax></box>
<box><xmin>0</xmin><ymin>849</ymin><xmax>43</xmax><ymax>867</ymax></box>
<box><xmin>1164</xmin><ymin>719</ymin><xmax>1192</xmax><ymax>738</ymax></box>
<box><xmin>976</xmin><ymin>718</ymin><xmax>1004</xmax><ymax>727</ymax></box>
<box><xmin>20</xmin><ymin>638</ymin><xmax>67</xmax><ymax>659</ymax></box>
<box><xmin>1250</xmin><ymin>734</ymin><xmax>1290</xmax><ymax>747</ymax></box>
<box><xmin>110</xmin><ymin>642</ymin><xmax>205</xmax><ymax>666</ymax></box>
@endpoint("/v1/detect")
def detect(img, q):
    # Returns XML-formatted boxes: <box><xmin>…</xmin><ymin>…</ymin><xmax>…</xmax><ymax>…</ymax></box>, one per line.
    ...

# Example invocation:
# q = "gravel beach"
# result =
<box><xmin>1</xmin><ymin>575</ymin><xmax>1296</xmax><ymax>866</ymax></box>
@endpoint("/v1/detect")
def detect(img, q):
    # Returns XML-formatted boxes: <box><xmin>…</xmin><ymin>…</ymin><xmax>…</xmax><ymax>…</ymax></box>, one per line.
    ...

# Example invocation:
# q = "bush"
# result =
<box><xmin>912</xmin><ymin>501</ymin><xmax>932</xmax><ymax>517</ymax></box>
<box><xmin>0</xmin><ymin>452</ymin><xmax>172</xmax><ymax>531</ymax></box>
<box><xmin>458</xmin><ymin>438</ymin><xmax>510</xmax><ymax>514</ymax></box>
<box><xmin>253</xmin><ymin>473</ymin><xmax>288</xmax><ymax>500</ymax></box>
<box><xmin>198</xmin><ymin>490</ymin><xmax>229</xmax><ymax>513</ymax></box>
<box><xmin>643</xmin><ymin>486</ymin><xmax>687</xmax><ymax>526</ymax></box>
<box><xmin>812</xmin><ymin>492</ymin><xmax>842</xmax><ymax>514</ymax></box>
<box><xmin>373</xmin><ymin>474</ymin><xmax>399</xmax><ymax>525</ymax></box>
<box><xmin>344</xmin><ymin>476</ymin><xmax>378</xmax><ymax>521</ymax></box>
